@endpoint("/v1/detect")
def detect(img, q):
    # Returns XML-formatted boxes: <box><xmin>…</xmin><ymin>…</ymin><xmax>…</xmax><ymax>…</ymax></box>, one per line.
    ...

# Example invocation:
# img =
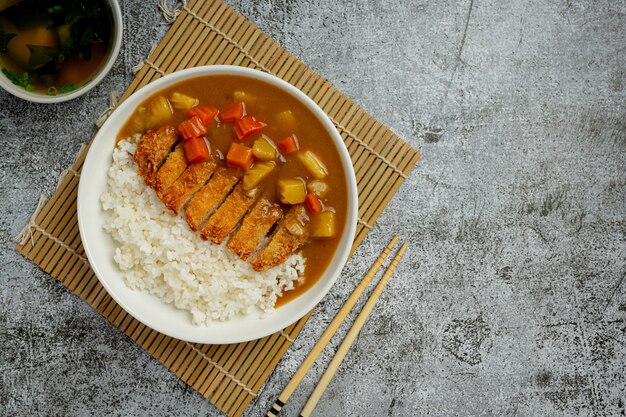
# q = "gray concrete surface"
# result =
<box><xmin>1</xmin><ymin>0</ymin><xmax>625</xmax><ymax>416</ymax></box>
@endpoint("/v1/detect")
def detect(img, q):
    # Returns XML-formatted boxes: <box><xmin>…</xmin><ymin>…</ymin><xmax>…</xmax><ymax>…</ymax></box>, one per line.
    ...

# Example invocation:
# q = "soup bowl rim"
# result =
<box><xmin>0</xmin><ymin>0</ymin><xmax>123</xmax><ymax>103</ymax></box>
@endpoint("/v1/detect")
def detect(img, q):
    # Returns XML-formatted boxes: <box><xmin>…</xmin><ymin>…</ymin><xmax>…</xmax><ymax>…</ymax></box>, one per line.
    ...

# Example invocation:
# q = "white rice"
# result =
<box><xmin>100</xmin><ymin>139</ymin><xmax>304</xmax><ymax>325</ymax></box>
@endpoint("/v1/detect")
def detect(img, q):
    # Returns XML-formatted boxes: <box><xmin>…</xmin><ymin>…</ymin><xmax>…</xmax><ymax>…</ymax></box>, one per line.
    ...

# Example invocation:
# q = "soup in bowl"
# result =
<box><xmin>0</xmin><ymin>0</ymin><xmax>122</xmax><ymax>102</ymax></box>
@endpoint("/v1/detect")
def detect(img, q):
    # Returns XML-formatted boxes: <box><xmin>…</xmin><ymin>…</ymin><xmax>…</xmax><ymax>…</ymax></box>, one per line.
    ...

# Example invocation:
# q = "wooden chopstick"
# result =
<box><xmin>266</xmin><ymin>236</ymin><xmax>399</xmax><ymax>417</ymax></box>
<box><xmin>299</xmin><ymin>242</ymin><xmax>409</xmax><ymax>417</ymax></box>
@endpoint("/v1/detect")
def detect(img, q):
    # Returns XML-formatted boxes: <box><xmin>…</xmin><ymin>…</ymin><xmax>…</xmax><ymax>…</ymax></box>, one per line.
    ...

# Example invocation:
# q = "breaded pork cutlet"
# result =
<box><xmin>227</xmin><ymin>199</ymin><xmax>283</xmax><ymax>261</ymax></box>
<box><xmin>160</xmin><ymin>159</ymin><xmax>216</xmax><ymax>214</ymax></box>
<box><xmin>133</xmin><ymin>126</ymin><xmax>179</xmax><ymax>187</ymax></box>
<box><xmin>154</xmin><ymin>143</ymin><xmax>188</xmax><ymax>194</ymax></box>
<box><xmin>200</xmin><ymin>183</ymin><xmax>259</xmax><ymax>244</ymax></box>
<box><xmin>184</xmin><ymin>168</ymin><xmax>241</xmax><ymax>232</ymax></box>
<box><xmin>251</xmin><ymin>205</ymin><xmax>309</xmax><ymax>272</ymax></box>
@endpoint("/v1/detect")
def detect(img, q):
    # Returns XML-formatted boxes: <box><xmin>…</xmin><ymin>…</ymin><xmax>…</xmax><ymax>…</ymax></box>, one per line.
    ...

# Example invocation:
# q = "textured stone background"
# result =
<box><xmin>1</xmin><ymin>0</ymin><xmax>625</xmax><ymax>416</ymax></box>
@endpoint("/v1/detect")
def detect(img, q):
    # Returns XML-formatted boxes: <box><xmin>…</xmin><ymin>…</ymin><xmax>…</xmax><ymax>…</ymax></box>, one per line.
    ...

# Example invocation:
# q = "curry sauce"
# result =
<box><xmin>119</xmin><ymin>75</ymin><xmax>348</xmax><ymax>305</ymax></box>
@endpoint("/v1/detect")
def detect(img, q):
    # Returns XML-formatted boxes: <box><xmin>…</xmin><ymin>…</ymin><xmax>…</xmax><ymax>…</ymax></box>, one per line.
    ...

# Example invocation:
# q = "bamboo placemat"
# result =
<box><xmin>15</xmin><ymin>1</ymin><xmax>420</xmax><ymax>415</ymax></box>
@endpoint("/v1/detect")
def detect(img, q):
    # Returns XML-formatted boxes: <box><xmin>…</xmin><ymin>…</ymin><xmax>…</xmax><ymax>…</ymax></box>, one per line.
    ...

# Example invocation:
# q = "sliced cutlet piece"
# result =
<box><xmin>200</xmin><ymin>183</ymin><xmax>259</xmax><ymax>244</ymax></box>
<box><xmin>227</xmin><ymin>199</ymin><xmax>283</xmax><ymax>261</ymax></box>
<box><xmin>154</xmin><ymin>143</ymin><xmax>188</xmax><ymax>194</ymax></box>
<box><xmin>251</xmin><ymin>205</ymin><xmax>309</xmax><ymax>272</ymax></box>
<box><xmin>133</xmin><ymin>126</ymin><xmax>179</xmax><ymax>187</ymax></box>
<box><xmin>160</xmin><ymin>159</ymin><xmax>216</xmax><ymax>214</ymax></box>
<box><xmin>184</xmin><ymin>168</ymin><xmax>241</xmax><ymax>231</ymax></box>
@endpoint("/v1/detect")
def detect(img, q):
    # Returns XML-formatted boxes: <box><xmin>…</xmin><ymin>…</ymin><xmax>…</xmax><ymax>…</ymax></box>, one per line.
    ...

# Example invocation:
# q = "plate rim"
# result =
<box><xmin>77</xmin><ymin>65</ymin><xmax>358</xmax><ymax>344</ymax></box>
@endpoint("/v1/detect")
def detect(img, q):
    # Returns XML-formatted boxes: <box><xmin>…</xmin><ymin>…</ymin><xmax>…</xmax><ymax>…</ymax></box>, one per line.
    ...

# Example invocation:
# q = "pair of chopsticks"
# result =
<box><xmin>267</xmin><ymin>236</ymin><xmax>408</xmax><ymax>417</ymax></box>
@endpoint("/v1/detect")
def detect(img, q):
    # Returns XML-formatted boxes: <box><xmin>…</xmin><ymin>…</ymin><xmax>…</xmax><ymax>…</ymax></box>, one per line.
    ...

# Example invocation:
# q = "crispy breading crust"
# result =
<box><xmin>251</xmin><ymin>205</ymin><xmax>309</xmax><ymax>272</ymax></box>
<box><xmin>154</xmin><ymin>143</ymin><xmax>187</xmax><ymax>194</ymax></box>
<box><xmin>160</xmin><ymin>159</ymin><xmax>216</xmax><ymax>214</ymax></box>
<box><xmin>200</xmin><ymin>183</ymin><xmax>259</xmax><ymax>244</ymax></box>
<box><xmin>227</xmin><ymin>198</ymin><xmax>283</xmax><ymax>261</ymax></box>
<box><xmin>133</xmin><ymin>126</ymin><xmax>179</xmax><ymax>187</ymax></box>
<box><xmin>184</xmin><ymin>168</ymin><xmax>240</xmax><ymax>231</ymax></box>
<box><xmin>132</xmin><ymin>130</ymin><xmax>309</xmax><ymax>271</ymax></box>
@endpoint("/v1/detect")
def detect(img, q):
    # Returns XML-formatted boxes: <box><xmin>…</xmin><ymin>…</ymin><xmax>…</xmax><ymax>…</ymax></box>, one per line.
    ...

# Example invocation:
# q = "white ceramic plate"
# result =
<box><xmin>77</xmin><ymin>66</ymin><xmax>358</xmax><ymax>344</ymax></box>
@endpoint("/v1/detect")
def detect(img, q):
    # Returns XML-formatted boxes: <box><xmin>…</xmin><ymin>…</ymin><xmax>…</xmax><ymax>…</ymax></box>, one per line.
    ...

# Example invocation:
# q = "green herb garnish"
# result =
<box><xmin>60</xmin><ymin>83</ymin><xmax>77</xmax><ymax>93</ymax></box>
<box><xmin>48</xmin><ymin>5</ymin><xmax>62</xmax><ymax>13</ymax></box>
<box><xmin>2</xmin><ymin>67</ymin><xmax>35</xmax><ymax>91</ymax></box>
<box><xmin>46</xmin><ymin>83</ymin><xmax>78</xmax><ymax>95</ymax></box>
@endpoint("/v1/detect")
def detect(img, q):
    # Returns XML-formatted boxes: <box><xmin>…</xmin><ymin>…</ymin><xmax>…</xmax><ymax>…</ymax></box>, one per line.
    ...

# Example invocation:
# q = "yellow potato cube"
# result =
<box><xmin>243</xmin><ymin>161</ymin><xmax>276</xmax><ymax>190</ymax></box>
<box><xmin>234</xmin><ymin>91</ymin><xmax>256</xmax><ymax>104</ymax></box>
<box><xmin>275</xmin><ymin>109</ymin><xmax>297</xmax><ymax>131</ymax></box>
<box><xmin>252</xmin><ymin>136</ymin><xmax>278</xmax><ymax>160</ymax></box>
<box><xmin>277</xmin><ymin>178</ymin><xmax>306</xmax><ymax>204</ymax></box>
<box><xmin>307</xmin><ymin>180</ymin><xmax>329</xmax><ymax>197</ymax></box>
<box><xmin>170</xmin><ymin>92</ymin><xmax>198</xmax><ymax>110</ymax></box>
<box><xmin>298</xmin><ymin>150</ymin><xmax>328</xmax><ymax>179</ymax></box>
<box><xmin>311</xmin><ymin>211</ymin><xmax>336</xmax><ymax>238</ymax></box>
<box><xmin>146</xmin><ymin>96</ymin><xmax>173</xmax><ymax>129</ymax></box>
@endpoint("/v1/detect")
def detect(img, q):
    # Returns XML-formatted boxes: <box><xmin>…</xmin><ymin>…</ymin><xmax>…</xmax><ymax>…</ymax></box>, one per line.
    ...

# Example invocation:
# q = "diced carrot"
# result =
<box><xmin>226</xmin><ymin>142</ymin><xmax>255</xmax><ymax>170</ymax></box>
<box><xmin>305</xmin><ymin>193</ymin><xmax>323</xmax><ymax>214</ymax></box>
<box><xmin>178</xmin><ymin>116</ymin><xmax>207</xmax><ymax>141</ymax></box>
<box><xmin>234</xmin><ymin>115</ymin><xmax>267</xmax><ymax>141</ymax></box>
<box><xmin>219</xmin><ymin>102</ymin><xmax>246</xmax><ymax>122</ymax></box>
<box><xmin>233</xmin><ymin>124</ymin><xmax>245</xmax><ymax>143</ymax></box>
<box><xmin>277</xmin><ymin>134</ymin><xmax>299</xmax><ymax>154</ymax></box>
<box><xmin>188</xmin><ymin>106</ymin><xmax>219</xmax><ymax>127</ymax></box>
<box><xmin>183</xmin><ymin>137</ymin><xmax>211</xmax><ymax>163</ymax></box>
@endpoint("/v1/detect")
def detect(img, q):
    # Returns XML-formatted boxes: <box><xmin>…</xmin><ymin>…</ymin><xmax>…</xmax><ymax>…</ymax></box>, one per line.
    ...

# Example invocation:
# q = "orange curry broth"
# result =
<box><xmin>118</xmin><ymin>74</ymin><xmax>348</xmax><ymax>306</ymax></box>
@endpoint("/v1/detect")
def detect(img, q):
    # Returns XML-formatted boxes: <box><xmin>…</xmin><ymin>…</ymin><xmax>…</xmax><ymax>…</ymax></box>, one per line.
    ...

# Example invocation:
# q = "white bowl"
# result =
<box><xmin>77</xmin><ymin>66</ymin><xmax>358</xmax><ymax>344</ymax></box>
<box><xmin>0</xmin><ymin>0</ymin><xmax>123</xmax><ymax>103</ymax></box>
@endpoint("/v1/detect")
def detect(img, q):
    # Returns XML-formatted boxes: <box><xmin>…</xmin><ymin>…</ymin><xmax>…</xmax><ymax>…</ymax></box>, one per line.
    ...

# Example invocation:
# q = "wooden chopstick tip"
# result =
<box><xmin>298</xmin><ymin>241</ymin><xmax>409</xmax><ymax>417</ymax></box>
<box><xmin>267</xmin><ymin>237</ymin><xmax>401</xmax><ymax>416</ymax></box>
<box><xmin>373</xmin><ymin>241</ymin><xmax>408</xmax><ymax>297</ymax></box>
<box><xmin>397</xmin><ymin>241</ymin><xmax>409</xmax><ymax>257</ymax></box>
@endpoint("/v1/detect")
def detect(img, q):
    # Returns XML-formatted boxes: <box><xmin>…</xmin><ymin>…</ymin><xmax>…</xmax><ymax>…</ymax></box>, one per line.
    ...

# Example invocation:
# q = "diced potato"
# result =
<box><xmin>275</xmin><ymin>109</ymin><xmax>297</xmax><ymax>131</ymax></box>
<box><xmin>233</xmin><ymin>91</ymin><xmax>245</xmax><ymax>101</ymax></box>
<box><xmin>252</xmin><ymin>136</ymin><xmax>278</xmax><ymax>160</ymax></box>
<box><xmin>146</xmin><ymin>96</ymin><xmax>173</xmax><ymax>129</ymax></box>
<box><xmin>277</xmin><ymin>178</ymin><xmax>306</xmax><ymax>204</ymax></box>
<box><xmin>243</xmin><ymin>161</ymin><xmax>276</xmax><ymax>190</ymax></box>
<box><xmin>298</xmin><ymin>150</ymin><xmax>328</xmax><ymax>179</ymax></box>
<box><xmin>170</xmin><ymin>92</ymin><xmax>198</xmax><ymax>110</ymax></box>
<box><xmin>311</xmin><ymin>211</ymin><xmax>336</xmax><ymax>238</ymax></box>
<box><xmin>307</xmin><ymin>180</ymin><xmax>329</xmax><ymax>197</ymax></box>
<box><xmin>234</xmin><ymin>91</ymin><xmax>256</xmax><ymax>104</ymax></box>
